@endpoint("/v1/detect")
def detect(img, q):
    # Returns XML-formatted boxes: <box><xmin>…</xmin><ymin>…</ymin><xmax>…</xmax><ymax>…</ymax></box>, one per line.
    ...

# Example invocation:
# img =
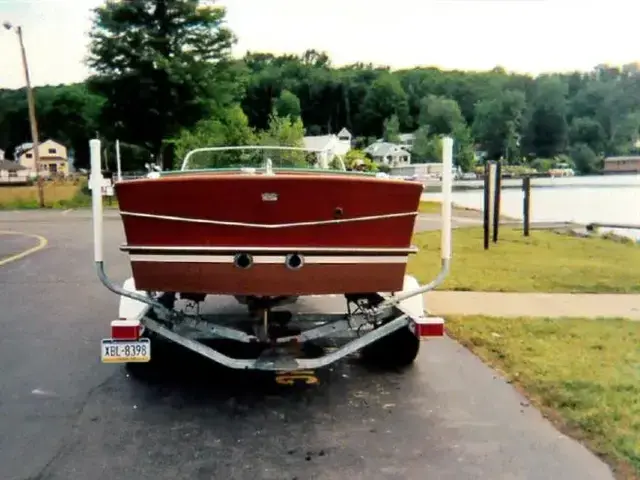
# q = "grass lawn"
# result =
<box><xmin>0</xmin><ymin>181</ymin><xmax>116</xmax><ymax>209</ymax></box>
<box><xmin>418</xmin><ymin>200</ymin><xmax>520</xmax><ymax>220</ymax></box>
<box><xmin>447</xmin><ymin>315</ymin><xmax>640</xmax><ymax>479</ymax></box>
<box><xmin>418</xmin><ymin>201</ymin><xmax>442</xmax><ymax>214</ymax></box>
<box><xmin>0</xmin><ymin>182</ymin><xmax>78</xmax><ymax>208</ymax></box>
<box><xmin>418</xmin><ymin>200</ymin><xmax>485</xmax><ymax>215</ymax></box>
<box><xmin>408</xmin><ymin>227</ymin><xmax>640</xmax><ymax>293</ymax></box>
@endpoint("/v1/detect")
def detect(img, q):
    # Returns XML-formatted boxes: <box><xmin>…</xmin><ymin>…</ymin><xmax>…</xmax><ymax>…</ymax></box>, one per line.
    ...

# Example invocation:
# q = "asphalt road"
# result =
<box><xmin>0</xmin><ymin>210</ymin><xmax>614</xmax><ymax>480</ymax></box>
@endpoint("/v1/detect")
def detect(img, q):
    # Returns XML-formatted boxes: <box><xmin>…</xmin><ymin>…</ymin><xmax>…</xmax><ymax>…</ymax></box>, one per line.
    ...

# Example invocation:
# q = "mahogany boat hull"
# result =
<box><xmin>127</xmin><ymin>254</ymin><xmax>410</xmax><ymax>296</ymax></box>
<box><xmin>115</xmin><ymin>171</ymin><xmax>423</xmax><ymax>296</ymax></box>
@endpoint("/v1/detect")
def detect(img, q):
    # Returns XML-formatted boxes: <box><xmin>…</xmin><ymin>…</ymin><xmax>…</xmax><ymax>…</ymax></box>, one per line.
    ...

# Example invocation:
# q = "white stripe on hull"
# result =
<box><xmin>129</xmin><ymin>254</ymin><xmax>409</xmax><ymax>264</ymax></box>
<box><xmin>119</xmin><ymin>210</ymin><xmax>417</xmax><ymax>228</ymax></box>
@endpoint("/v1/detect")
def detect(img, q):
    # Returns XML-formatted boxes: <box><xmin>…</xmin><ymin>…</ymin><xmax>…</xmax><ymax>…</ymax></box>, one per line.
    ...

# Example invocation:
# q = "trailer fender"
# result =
<box><xmin>118</xmin><ymin>277</ymin><xmax>152</xmax><ymax>321</ymax></box>
<box><xmin>397</xmin><ymin>275</ymin><xmax>424</xmax><ymax>318</ymax></box>
<box><xmin>397</xmin><ymin>275</ymin><xmax>445</xmax><ymax>338</ymax></box>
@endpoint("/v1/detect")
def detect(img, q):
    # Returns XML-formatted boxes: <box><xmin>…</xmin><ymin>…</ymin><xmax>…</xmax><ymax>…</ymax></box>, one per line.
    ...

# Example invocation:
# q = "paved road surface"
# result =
<box><xmin>0</xmin><ymin>210</ymin><xmax>614</xmax><ymax>480</ymax></box>
<box><xmin>0</xmin><ymin>230</ymin><xmax>44</xmax><ymax>261</ymax></box>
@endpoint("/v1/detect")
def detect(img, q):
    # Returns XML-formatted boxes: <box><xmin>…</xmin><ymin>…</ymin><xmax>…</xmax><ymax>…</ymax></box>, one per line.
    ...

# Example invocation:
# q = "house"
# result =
<box><xmin>375</xmin><ymin>133</ymin><xmax>416</xmax><ymax>151</ymax></box>
<box><xmin>364</xmin><ymin>141</ymin><xmax>411</xmax><ymax>166</ymax></box>
<box><xmin>397</xmin><ymin>133</ymin><xmax>415</xmax><ymax>150</ymax></box>
<box><xmin>14</xmin><ymin>142</ymin><xmax>34</xmax><ymax>161</ymax></box>
<box><xmin>16</xmin><ymin>139</ymin><xmax>69</xmax><ymax>176</ymax></box>
<box><xmin>390</xmin><ymin>162</ymin><xmax>462</xmax><ymax>180</ymax></box>
<box><xmin>0</xmin><ymin>159</ymin><xmax>30</xmax><ymax>185</ymax></box>
<box><xmin>603</xmin><ymin>156</ymin><xmax>640</xmax><ymax>174</ymax></box>
<box><xmin>302</xmin><ymin>127</ymin><xmax>352</xmax><ymax>168</ymax></box>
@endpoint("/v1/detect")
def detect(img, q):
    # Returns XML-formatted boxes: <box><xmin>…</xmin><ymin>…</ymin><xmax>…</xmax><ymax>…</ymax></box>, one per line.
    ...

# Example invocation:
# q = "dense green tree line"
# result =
<box><xmin>1</xmin><ymin>0</ymin><xmax>639</xmax><ymax>174</ymax></box>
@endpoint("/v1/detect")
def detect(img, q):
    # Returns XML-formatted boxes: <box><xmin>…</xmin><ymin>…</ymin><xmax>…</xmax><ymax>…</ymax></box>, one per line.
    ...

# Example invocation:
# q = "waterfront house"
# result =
<box><xmin>302</xmin><ymin>128</ymin><xmax>352</xmax><ymax>168</ymax></box>
<box><xmin>0</xmin><ymin>159</ymin><xmax>29</xmax><ymax>185</ymax></box>
<box><xmin>603</xmin><ymin>156</ymin><xmax>640</xmax><ymax>174</ymax></box>
<box><xmin>16</xmin><ymin>139</ymin><xmax>70</xmax><ymax>176</ymax></box>
<box><xmin>364</xmin><ymin>141</ymin><xmax>411</xmax><ymax>166</ymax></box>
<box><xmin>374</xmin><ymin>133</ymin><xmax>416</xmax><ymax>151</ymax></box>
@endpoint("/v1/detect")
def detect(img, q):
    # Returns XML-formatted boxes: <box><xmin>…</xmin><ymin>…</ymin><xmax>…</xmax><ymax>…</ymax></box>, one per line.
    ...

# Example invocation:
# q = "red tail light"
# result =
<box><xmin>414</xmin><ymin>317</ymin><xmax>444</xmax><ymax>337</ymax></box>
<box><xmin>111</xmin><ymin>319</ymin><xmax>142</xmax><ymax>340</ymax></box>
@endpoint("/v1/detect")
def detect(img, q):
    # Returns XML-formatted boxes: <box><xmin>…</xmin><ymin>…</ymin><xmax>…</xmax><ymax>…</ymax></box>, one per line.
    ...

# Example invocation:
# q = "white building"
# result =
<box><xmin>364</xmin><ymin>141</ymin><xmax>411</xmax><ymax>166</ymax></box>
<box><xmin>15</xmin><ymin>139</ymin><xmax>70</xmax><ymax>176</ymax></box>
<box><xmin>375</xmin><ymin>133</ymin><xmax>416</xmax><ymax>151</ymax></box>
<box><xmin>303</xmin><ymin>127</ymin><xmax>352</xmax><ymax>168</ymax></box>
<box><xmin>0</xmin><ymin>159</ymin><xmax>30</xmax><ymax>184</ymax></box>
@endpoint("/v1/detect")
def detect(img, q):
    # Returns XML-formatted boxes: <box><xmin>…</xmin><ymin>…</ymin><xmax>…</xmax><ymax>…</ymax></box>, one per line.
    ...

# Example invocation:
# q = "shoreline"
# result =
<box><xmin>421</xmin><ymin>172</ymin><xmax>640</xmax><ymax>193</ymax></box>
<box><xmin>421</xmin><ymin>200</ymin><xmax>639</xmax><ymax>244</ymax></box>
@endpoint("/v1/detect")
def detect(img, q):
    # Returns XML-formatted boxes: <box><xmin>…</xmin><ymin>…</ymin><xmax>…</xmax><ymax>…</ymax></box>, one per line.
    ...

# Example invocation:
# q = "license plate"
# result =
<box><xmin>101</xmin><ymin>338</ymin><xmax>151</xmax><ymax>363</ymax></box>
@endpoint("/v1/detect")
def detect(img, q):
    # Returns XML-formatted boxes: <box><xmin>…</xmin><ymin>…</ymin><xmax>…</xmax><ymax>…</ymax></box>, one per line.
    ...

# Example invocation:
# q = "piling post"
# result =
<box><xmin>492</xmin><ymin>161</ymin><xmax>502</xmax><ymax>243</ymax></box>
<box><xmin>523</xmin><ymin>176</ymin><xmax>531</xmax><ymax>236</ymax></box>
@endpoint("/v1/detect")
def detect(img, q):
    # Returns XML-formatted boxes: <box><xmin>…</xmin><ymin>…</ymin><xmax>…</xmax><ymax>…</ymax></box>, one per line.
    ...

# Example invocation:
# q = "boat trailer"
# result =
<box><xmin>92</xmin><ymin>138</ymin><xmax>455</xmax><ymax>372</ymax></box>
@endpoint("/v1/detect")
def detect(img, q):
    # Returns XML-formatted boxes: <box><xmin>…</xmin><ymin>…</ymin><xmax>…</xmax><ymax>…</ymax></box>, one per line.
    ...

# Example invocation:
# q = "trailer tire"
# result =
<box><xmin>124</xmin><ymin>330</ymin><xmax>168</xmax><ymax>379</ymax></box>
<box><xmin>156</xmin><ymin>292</ymin><xmax>176</xmax><ymax>310</ymax></box>
<box><xmin>360</xmin><ymin>325</ymin><xmax>420</xmax><ymax>369</ymax></box>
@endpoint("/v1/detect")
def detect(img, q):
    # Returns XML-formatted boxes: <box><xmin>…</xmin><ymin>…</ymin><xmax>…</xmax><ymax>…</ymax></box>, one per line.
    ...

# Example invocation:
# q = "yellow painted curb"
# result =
<box><xmin>0</xmin><ymin>230</ymin><xmax>48</xmax><ymax>267</ymax></box>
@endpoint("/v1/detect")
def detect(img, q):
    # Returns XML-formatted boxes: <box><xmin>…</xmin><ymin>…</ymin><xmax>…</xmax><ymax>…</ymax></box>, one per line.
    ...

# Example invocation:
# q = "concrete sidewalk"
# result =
<box><xmin>425</xmin><ymin>291</ymin><xmax>640</xmax><ymax>320</ymax></box>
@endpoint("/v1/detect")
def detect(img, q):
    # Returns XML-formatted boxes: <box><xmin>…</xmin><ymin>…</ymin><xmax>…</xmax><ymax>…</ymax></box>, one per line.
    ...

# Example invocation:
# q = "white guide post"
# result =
<box><xmin>115</xmin><ymin>139</ymin><xmax>122</xmax><ymax>182</ymax></box>
<box><xmin>89</xmin><ymin>139</ymin><xmax>104</xmax><ymax>263</ymax></box>
<box><xmin>377</xmin><ymin>135</ymin><xmax>455</xmax><ymax>308</ymax></box>
<box><xmin>440</xmin><ymin>136</ymin><xmax>453</xmax><ymax>261</ymax></box>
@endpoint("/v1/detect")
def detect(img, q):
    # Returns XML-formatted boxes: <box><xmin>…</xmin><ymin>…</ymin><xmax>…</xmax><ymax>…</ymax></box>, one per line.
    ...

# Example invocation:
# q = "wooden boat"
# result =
<box><xmin>114</xmin><ymin>146</ymin><xmax>424</xmax><ymax>297</ymax></box>
<box><xmin>91</xmin><ymin>138</ymin><xmax>454</xmax><ymax>371</ymax></box>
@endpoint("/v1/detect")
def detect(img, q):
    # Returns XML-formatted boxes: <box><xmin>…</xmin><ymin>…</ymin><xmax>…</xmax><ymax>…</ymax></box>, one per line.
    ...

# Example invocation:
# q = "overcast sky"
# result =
<box><xmin>1</xmin><ymin>0</ymin><xmax>638</xmax><ymax>89</ymax></box>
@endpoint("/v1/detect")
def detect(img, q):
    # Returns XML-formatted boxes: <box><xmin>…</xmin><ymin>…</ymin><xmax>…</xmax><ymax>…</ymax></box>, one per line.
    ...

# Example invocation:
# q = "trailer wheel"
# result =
<box><xmin>124</xmin><ymin>329</ymin><xmax>168</xmax><ymax>379</ymax></box>
<box><xmin>360</xmin><ymin>325</ymin><xmax>420</xmax><ymax>369</ymax></box>
<box><xmin>156</xmin><ymin>292</ymin><xmax>176</xmax><ymax>310</ymax></box>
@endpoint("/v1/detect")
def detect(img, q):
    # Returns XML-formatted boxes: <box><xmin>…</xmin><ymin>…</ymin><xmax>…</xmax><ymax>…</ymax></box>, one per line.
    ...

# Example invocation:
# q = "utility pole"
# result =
<box><xmin>3</xmin><ymin>22</ymin><xmax>44</xmax><ymax>207</ymax></box>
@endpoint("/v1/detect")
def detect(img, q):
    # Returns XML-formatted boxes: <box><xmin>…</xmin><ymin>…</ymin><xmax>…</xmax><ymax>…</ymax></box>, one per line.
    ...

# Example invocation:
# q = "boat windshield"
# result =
<box><xmin>179</xmin><ymin>145</ymin><xmax>347</xmax><ymax>172</ymax></box>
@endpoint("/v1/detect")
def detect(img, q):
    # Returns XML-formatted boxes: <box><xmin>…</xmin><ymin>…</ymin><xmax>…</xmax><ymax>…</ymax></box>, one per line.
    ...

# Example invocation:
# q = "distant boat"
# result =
<box><xmin>549</xmin><ymin>168</ymin><xmax>575</xmax><ymax>178</ymax></box>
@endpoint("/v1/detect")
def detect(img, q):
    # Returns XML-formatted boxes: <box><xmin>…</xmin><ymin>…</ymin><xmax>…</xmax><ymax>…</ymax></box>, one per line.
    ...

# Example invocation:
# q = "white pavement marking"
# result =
<box><xmin>31</xmin><ymin>388</ymin><xmax>58</xmax><ymax>397</ymax></box>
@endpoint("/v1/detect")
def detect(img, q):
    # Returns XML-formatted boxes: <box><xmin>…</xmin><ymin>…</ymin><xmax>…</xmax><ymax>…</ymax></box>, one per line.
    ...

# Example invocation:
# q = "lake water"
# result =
<box><xmin>421</xmin><ymin>174</ymin><xmax>640</xmax><ymax>241</ymax></box>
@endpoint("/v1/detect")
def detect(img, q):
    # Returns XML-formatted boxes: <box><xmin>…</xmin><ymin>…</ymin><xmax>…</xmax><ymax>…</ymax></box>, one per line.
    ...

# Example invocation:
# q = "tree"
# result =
<box><xmin>611</xmin><ymin>112</ymin><xmax>640</xmax><ymax>155</ymax></box>
<box><xmin>411</xmin><ymin>126</ymin><xmax>432</xmax><ymax>161</ymax></box>
<box><xmin>172</xmin><ymin>104</ymin><xmax>256</xmax><ymax>168</ymax></box>
<box><xmin>345</xmin><ymin>148</ymin><xmax>377</xmax><ymax>171</ymax></box>
<box><xmin>258</xmin><ymin>111</ymin><xmax>307</xmax><ymax>167</ymax></box>
<box><xmin>383</xmin><ymin>114</ymin><xmax>400</xmax><ymax>143</ymax></box>
<box><xmin>411</xmin><ymin>126</ymin><xmax>442</xmax><ymax>162</ymax></box>
<box><xmin>568</xmin><ymin>117</ymin><xmax>606</xmax><ymax>155</ymax></box>
<box><xmin>414</xmin><ymin>95</ymin><xmax>475</xmax><ymax>168</ymax></box>
<box><xmin>86</xmin><ymin>0</ymin><xmax>239</xmax><ymax>169</ymax></box>
<box><xmin>418</xmin><ymin>95</ymin><xmax>465</xmax><ymax>136</ymax></box>
<box><xmin>452</xmin><ymin>124</ymin><xmax>476</xmax><ymax>172</ymax></box>
<box><xmin>472</xmin><ymin>90</ymin><xmax>526</xmax><ymax>161</ymax></box>
<box><xmin>259</xmin><ymin>111</ymin><xmax>305</xmax><ymax>147</ymax></box>
<box><xmin>274</xmin><ymin>89</ymin><xmax>301</xmax><ymax>119</ymax></box>
<box><xmin>569</xmin><ymin>143</ymin><xmax>599</xmax><ymax>174</ymax></box>
<box><xmin>523</xmin><ymin>75</ymin><xmax>569</xmax><ymax>158</ymax></box>
<box><xmin>360</xmin><ymin>72</ymin><xmax>409</xmax><ymax>136</ymax></box>
<box><xmin>6</xmin><ymin>50</ymin><xmax>640</xmax><ymax>177</ymax></box>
